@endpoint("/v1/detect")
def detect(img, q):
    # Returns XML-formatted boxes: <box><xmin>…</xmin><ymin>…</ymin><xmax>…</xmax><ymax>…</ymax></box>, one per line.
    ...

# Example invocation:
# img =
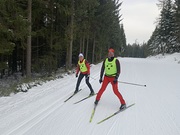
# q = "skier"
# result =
<box><xmin>74</xmin><ymin>53</ymin><xmax>95</xmax><ymax>96</ymax></box>
<box><xmin>94</xmin><ymin>48</ymin><xmax>126</xmax><ymax>110</ymax></box>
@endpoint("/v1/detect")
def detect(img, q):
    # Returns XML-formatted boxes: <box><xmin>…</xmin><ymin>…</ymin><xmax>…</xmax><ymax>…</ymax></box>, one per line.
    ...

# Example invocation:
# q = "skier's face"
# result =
<box><xmin>108</xmin><ymin>51</ymin><xmax>114</xmax><ymax>58</ymax></box>
<box><xmin>79</xmin><ymin>56</ymin><xmax>83</xmax><ymax>61</ymax></box>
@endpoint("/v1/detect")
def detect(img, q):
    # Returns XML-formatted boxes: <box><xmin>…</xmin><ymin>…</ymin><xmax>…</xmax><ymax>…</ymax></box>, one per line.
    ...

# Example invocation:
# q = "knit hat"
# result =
<box><xmin>79</xmin><ymin>53</ymin><xmax>84</xmax><ymax>57</ymax></box>
<box><xmin>108</xmin><ymin>48</ymin><xmax>115</xmax><ymax>53</ymax></box>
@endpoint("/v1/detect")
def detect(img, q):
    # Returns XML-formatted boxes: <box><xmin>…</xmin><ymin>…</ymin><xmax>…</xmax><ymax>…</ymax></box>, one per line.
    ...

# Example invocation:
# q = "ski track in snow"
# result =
<box><xmin>0</xmin><ymin>64</ymin><xmax>101</xmax><ymax>135</ymax></box>
<box><xmin>0</xmin><ymin>54</ymin><xmax>180</xmax><ymax>135</ymax></box>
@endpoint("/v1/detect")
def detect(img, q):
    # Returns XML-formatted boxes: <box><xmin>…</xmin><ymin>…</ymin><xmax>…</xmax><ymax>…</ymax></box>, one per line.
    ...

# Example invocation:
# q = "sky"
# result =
<box><xmin>121</xmin><ymin>0</ymin><xmax>160</xmax><ymax>44</ymax></box>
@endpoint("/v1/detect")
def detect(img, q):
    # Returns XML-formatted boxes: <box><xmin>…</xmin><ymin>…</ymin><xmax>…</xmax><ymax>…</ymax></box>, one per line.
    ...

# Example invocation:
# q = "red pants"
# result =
<box><xmin>96</xmin><ymin>76</ymin><xmax>125</xmax><ymax>104</ymax></box>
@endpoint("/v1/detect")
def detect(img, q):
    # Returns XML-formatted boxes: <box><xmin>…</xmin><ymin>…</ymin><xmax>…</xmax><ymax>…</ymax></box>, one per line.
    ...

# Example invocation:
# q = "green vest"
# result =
<box><xmin>78</xmin><ymin>59</ymin><xmax>88</xmax><ymax>72</ymax></box>
<box><xmin>105</xmin><ymin>58</ymin><xmax>117</xmax><ymax>76</ymax></box>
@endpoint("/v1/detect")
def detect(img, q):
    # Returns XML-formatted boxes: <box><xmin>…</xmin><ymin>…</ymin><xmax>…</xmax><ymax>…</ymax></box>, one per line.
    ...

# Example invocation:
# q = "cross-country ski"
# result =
<box><xmin>74</xmin><ymin>93</ymin><xmax>97</xmax><ymax>104</ymax></box>
<box><xmin>97</xmin><ymin>103</ymin><xmax>135</xmax><ymax>124</ymax></box>
<box><xmin>64</xmin><ymin>89</ymin><xmax>82</xmax><ymax>102</ymax></box>
<box><xmin>89</xmin><ymin>105</ymin><xmax>97</xmax><ymax>123</ymax></box>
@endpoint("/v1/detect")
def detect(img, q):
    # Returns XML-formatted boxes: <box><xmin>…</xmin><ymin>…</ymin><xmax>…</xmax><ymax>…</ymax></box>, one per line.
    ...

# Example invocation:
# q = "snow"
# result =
<box><xmin>0</xmin><ymin>53</ymin><xmax>180</xmax><ymax>135</ymax></box>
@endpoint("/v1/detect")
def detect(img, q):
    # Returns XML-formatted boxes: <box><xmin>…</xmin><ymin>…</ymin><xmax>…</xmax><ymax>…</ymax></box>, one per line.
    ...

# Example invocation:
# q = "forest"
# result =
<box><xmin>0</xmin><ymin>0</ymin><xmax>126</xmax><ymax>79</ymax></box>
<box><xmin>0</xmin><ymin>0</ymin><xmax>180</xmax><ymax>95</ymax></box>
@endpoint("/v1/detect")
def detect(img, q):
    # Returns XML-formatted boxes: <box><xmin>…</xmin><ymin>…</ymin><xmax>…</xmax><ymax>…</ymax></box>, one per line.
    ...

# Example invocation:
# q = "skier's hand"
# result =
<box><xmin>76</xmin><ymin>74</ymin><xmax>78</xmax><ymax>78</ymax></box>
<box><xmin>113</xmin><ymin>78</ymin><xmax>117</xmax><ymax>84</ymax></box>
<box><xmin>99</xmin><ymin>78</ymin><xmax>102</xmax><ymax>84</ymax></box>
<box><xmin>86</xmin><ymin>74</ymin><xmax>90</xmax><ymax>79</ymax></box>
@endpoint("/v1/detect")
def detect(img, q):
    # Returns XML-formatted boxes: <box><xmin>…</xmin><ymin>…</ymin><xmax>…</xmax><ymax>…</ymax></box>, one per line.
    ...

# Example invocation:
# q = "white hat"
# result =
<box><xmin>79</xmin><ymin>53</ymin><xmax>84</xmax><ymax>57</ymax></box>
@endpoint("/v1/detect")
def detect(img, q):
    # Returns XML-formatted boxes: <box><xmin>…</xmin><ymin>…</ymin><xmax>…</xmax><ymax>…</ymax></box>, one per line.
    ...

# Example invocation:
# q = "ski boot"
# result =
<box><xmin>120</xmin><ymin>104</ymin><xmax>126</xmax><ymax>111</ymax></box>
<box><xmin>94</xmin><ymin>100</ymin><xmax>99</xmax><ymax>105</ymax></box>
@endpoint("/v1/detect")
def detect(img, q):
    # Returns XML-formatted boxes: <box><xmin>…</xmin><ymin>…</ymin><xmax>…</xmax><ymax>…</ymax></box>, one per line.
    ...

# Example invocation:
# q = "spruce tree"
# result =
<box><xmin>148</xmin><ymin>0</ymin><xmax>179</xmax><ymax>55</ymax></box>
<box><xmin>174</xmin><ymin>0</ymin><xmax>180</xmax><ymax>52</ymax></box>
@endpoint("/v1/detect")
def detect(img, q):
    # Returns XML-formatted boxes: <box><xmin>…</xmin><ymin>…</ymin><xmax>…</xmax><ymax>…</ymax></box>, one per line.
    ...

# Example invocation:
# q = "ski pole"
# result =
<box><xmin>90</xmin><ymin>76</ymin><xmax>96</xmax><ymax>80</ymax></box>
<box><xmin>118</xmin><ymin>81</ymin><xmax>146</xmax><ymax>87</ymax></box>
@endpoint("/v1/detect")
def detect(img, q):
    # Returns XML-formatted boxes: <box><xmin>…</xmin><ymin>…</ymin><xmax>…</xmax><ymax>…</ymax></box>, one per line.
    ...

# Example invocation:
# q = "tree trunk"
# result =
<box><xmin>85</xmin><ymin>35</ymin><xmax>89</xmax><ymax>60</ymax></box>
<box><xmin>79</xmin><ymin>37</ymin><xmax>82</xmax><ymax>53</ymax></box>
<box><xmin>26</xmin><ymin>0</ymin><xmax>32</xmax><ymax>78</ymax></box>
<box><xmin>50</xmin><ymin>0</ymin><xmax>54</xmax><ymax>50</ymax></box>
<box><xmin>82</xmin><ymin>35</ymin><xmax>85</xmax><ymax>54</ymax></box>
<box><xmin>92</xmin><ymin>34</ymin><xmax>96</xmax><ymax>64</ymax></box>
<box><xmin>66</xmin><ymin>0</ymin><xmax>74</xmax><ymax>70</ymax></box>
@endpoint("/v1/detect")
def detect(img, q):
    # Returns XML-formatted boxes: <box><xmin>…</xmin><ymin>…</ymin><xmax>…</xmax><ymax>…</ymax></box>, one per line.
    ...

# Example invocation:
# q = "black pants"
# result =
<box><xmin>75</xmin><ymin>73</ymin><xmax>93</xmax><ymax>92</ymax></box>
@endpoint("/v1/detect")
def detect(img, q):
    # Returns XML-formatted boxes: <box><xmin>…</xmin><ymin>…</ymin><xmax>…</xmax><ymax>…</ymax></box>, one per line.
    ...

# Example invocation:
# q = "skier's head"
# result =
<box><xmin>108</xmin><ymin>48</ymin><xmax>114</xmax><ymax>58</ymax></box>
<box><xmin>79</xmin><ymin>53</ymin><xmax>84</xmax><ymax>61</ymax></box>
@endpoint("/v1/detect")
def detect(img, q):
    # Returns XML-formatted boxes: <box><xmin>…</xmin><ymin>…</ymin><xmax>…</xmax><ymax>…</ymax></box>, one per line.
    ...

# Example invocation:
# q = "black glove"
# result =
<box><xmin>99</xmin><ymin>78</ymin><xmax>102</xmax><ymax>84</ymax></box>
<box><xmin>113</xmin><ymin>77</ymin><xmax>118</xmax><ymax>84</ymax></box>
<box><xmin>86</xmin><ymin>74</ymin><xmax>90</xmax><ymax>79</ymax></box>
<box><xmin>76</xmin><ymin>74</ymin><xmax>78</xmax><ymax>78</ymax></box>
<box><xmin>113</xmin><ymin>74</ymin><xmax>119</xmax><ymax>84</ymax></box>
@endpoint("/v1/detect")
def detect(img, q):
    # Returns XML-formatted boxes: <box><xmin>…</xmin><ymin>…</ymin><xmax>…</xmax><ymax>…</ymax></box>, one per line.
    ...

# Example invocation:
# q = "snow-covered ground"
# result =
<box><xmin>0</xmin><ymin>53</ymin><xmax>180</xmax><ymax>135</ymax></box>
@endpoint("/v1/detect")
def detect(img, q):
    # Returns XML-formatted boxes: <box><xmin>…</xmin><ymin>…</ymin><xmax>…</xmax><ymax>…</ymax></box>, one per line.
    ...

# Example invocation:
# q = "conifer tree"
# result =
<box><xmin>26</xmin><ymin>0</ymin><xmax>32</xmax><ymax>78</ymax></box>
<box><xmin>148</xmin><ymin>0</ymin><xmax>179</xmax><ymax>55</ymax></box>
<box><xmin>174</xmin><ymin>0</ymin><xmax>180</xmax><ymax>52</ymax></box>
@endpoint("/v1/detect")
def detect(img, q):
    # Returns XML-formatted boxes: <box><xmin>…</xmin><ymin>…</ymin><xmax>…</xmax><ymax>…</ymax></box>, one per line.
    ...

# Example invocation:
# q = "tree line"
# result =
<box><xmin>0</xmin><ymin>0</ymin><xmax>126</xmax><ymax>78</ymax></box>
<box><xmin>122</xmin><ymin>42</ymin><xmax>148</xmax><ymax>58</ymax></box>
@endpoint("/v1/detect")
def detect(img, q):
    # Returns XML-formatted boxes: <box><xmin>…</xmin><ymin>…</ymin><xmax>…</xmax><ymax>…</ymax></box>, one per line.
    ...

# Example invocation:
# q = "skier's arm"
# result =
<box><xmin>85</xmin><ymin>60</ymin><xmax>90</xmax><ymax>75</ymax></box>
<box><xmin>76</xmin><ymin>64</ymin><xmax>80</xmax><ymax>75</ymax></box>
<box><xmin>100</xmin><ymin>60</ymin><xmax>105</xmax><ymax>79</ymax></box>
<box><xmin>115</xmin><ymin>59</ymin><xmax>120</xmax><ymax>79</ymax></box>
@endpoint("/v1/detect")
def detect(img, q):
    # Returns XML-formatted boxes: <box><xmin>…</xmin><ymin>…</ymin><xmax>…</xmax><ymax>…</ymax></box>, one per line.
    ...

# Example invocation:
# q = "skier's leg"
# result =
<box><xmin>75</xmin><ymin>73</ymin><xmax>84</xmax><ymax>92</ymax></box>
<box><xmin>96</xmin><ymin>76</ymin><xmax>109</xmax><ymax>101</ymax></box>
<box><xmin>110</xmin><ymin>79</ymin><xmax>125</xmax><ymax>104</ymax></box>
<box><xmin>85</xmin><ymin>75</ymin><xmax>94</xmax><ymax>93</ymax></box>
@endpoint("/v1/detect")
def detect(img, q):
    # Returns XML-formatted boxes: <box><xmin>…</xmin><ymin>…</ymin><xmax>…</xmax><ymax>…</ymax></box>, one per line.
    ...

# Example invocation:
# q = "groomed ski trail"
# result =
<box><xmin>0</xmin><ymin>65</ymin><xmax>100</xmax><ymax>135</ymax></box>
<box><xmin>0</xmin><ymin>56</ymin><xmax>180</xmax><ymax>135</ymax></box>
